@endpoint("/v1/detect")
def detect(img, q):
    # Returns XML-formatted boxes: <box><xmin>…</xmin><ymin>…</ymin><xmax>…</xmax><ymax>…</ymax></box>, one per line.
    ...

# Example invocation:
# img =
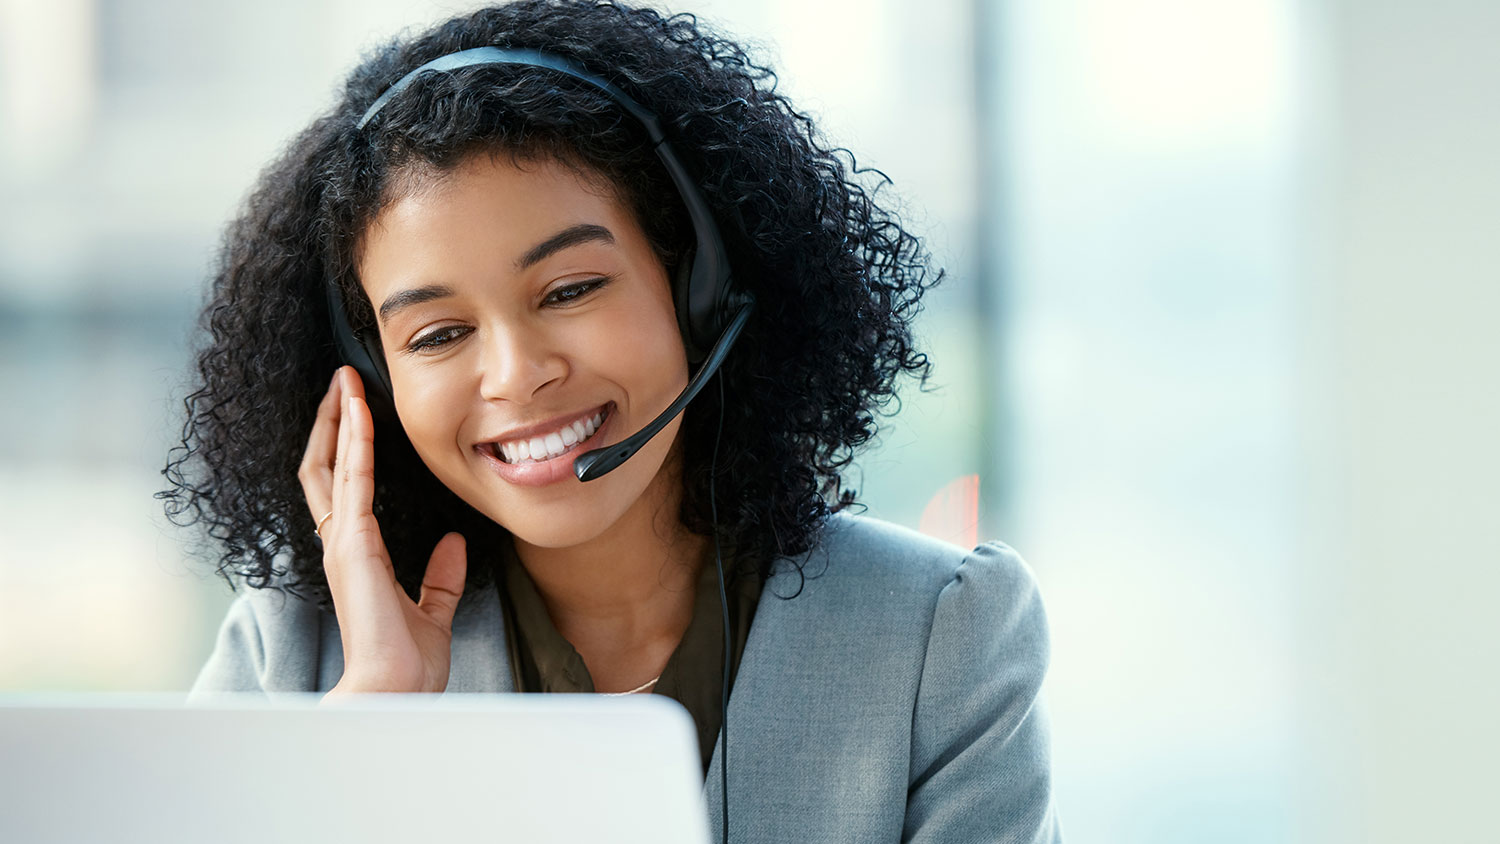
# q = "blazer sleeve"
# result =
<box><xmin>188</xmin><ymin>586</ymin><xmax>331</xmax><ymax>699</ymax></box>
<box><xmin>903</xmin><ymin>541</ymin><xmax>1063</xmax><ymax>843</ymax></box>
<box><xmin>189</xmin><ymin>593</ymin><xmax>266</xmax><ymax>696</ymax></box>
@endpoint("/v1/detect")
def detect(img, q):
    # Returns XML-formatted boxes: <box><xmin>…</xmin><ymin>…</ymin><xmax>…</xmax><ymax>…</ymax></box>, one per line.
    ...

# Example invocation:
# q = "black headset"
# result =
<box><xmin>329</xmin><ymin>46</ymin><xmax>755</xmax><ymax>482</ymax></box>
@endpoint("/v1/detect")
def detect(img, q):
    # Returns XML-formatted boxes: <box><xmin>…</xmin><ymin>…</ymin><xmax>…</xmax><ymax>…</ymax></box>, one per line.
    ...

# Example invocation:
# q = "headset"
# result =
<box><xmin>328</xmin><ymin>46</ymin><xmax>755</xmax><ymax>483</ymax></box>
<box><xmin>334</xmin><ymin>46</ymin><xmax>746</xmax><ymax>843</ymax></box>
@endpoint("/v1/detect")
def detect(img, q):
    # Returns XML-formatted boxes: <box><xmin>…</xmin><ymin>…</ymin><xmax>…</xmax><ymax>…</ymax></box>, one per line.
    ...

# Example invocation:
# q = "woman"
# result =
<box><xmin>164</xmin><ymin>1</ymin><xmax>1061</xmax><ymax>841</ymax></box>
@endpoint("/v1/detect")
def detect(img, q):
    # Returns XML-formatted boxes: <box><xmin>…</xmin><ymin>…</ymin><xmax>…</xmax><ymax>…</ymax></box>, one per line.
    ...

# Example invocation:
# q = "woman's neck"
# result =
<box><xmin>510</xmin><ymin>451</ymin><xmax>708</xmax><ymax>689</ymax></box>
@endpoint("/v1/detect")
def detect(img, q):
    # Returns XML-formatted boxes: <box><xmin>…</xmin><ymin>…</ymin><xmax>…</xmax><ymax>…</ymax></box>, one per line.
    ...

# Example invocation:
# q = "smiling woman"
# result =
<box><xmin>159</xmin><ymin>1</ymin><xmax>1061</xmax><ymax>841</ymax></box>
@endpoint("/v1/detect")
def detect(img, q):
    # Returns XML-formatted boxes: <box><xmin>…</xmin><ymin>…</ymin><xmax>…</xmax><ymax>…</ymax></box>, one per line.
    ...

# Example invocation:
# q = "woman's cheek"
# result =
<box><xmin>618</xmin><ymin>292</ymin><xmax>690</xmax><ymax>393</ymax></box>
<box><xmin>392</xmin><ymin>365</ymin><xmax>467</xmax><ymax>465</ymax></box>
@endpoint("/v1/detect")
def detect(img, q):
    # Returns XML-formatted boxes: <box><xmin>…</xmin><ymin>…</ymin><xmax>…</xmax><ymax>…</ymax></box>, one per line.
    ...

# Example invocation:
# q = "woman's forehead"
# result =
<box><xmin>362</xmin><ymin>154</ymin><xmax>641</xmax><ymax>263</ymax></box>
<box><xmin>379</xmin><ymin>148</ymin><xmax>627</xmax><ymax>216</ymax></box>
<box><xmin>355</xmin><ymin>153</ymin><xmax>661</xmax><ymax>309</ymax></box>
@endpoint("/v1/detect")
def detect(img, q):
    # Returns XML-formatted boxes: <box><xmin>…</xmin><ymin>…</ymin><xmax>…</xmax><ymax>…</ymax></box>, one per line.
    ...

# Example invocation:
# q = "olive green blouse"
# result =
<box><xmin>495</xmin><ymin>541</ymin><xmax>762</xmax><ymax>776</ymax></box>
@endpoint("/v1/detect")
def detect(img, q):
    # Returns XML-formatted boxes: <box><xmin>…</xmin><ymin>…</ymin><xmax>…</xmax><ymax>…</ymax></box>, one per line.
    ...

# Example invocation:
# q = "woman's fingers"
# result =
<box><xmin>306</xmin><ymin>367</ymin><xmax>455</xmax><ymax>693</ymax></box>
<box><xmin>339</xmin><ymin>365</ymin><xmax>366</xmax><ymax>403</ymax></box>
<box><xmin>324</xmin><ymin>386</ymin><xmax>408</xmax><ymax>657</ymax></box>
<box><xmin>329</xmin><ymin>367</ymin><xmax>366</xmax><ymax>524</ymax></box>
<box><xmin>418</xmin><ymin>532</ymin><xmax>468</xmax><ymax>629</ymax></box>
<box><xmin>298</xmin><ymin>369</ymin><xmax>344</xmax><ymax>524</ymax></box>
<box><xmin>339</xmin><ymin>394</ymin><xmax>377</xmax><ymax>521</ymax></box>
<box><xmin>330</xmin><ymin>380</ymin><xmax>352</xmax><ymax>518</ymax></box>
<box><xmin>331</xmin><ymin>389</ymin><xmax>397</xmax><ymax>588</ymax></box>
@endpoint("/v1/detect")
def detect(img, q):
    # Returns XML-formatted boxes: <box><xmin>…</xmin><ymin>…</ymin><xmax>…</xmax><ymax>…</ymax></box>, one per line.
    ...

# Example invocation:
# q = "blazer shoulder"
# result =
<box><xmin>188</xmin><ymin>581</ymin><xmax>335</xmax><ymax>697</ymax></box>
<box><xmin>765</xmin><ymin>512</ymin><xmax>1049</xmax><ymax>659</ymax></box>
<box><xmin>797</xmin><ymin>511</ymin><xmax>1029</xmax><ymax>594</ymax></box>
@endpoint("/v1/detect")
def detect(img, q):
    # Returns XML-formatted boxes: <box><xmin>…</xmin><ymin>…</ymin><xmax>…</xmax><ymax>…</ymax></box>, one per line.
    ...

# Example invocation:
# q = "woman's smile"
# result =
<box><xmin>473</xmin><ymin>401</ymin><xmax>615</xmax><ymax>487</ymax></box>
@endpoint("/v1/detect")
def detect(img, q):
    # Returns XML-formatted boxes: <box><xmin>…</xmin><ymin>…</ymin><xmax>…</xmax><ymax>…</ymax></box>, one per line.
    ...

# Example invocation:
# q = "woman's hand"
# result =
<box><xmin>298</xmin><ymin>366</ymin><xmax>468</xmax><ymax>697</ymax></box>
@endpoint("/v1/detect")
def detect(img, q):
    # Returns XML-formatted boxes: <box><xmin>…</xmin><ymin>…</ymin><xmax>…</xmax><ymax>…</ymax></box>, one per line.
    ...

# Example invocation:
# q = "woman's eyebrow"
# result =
<box><xmin>378</xmin><ymin>284</ymin><xmax>455</xmax><ymax>326</ymax></box>
<box><xmin>516</xmin><ymin>223</ymin><xmax>615</xmax><ymax>270</ymax></box>
<box><xmin>377</xmin><ymin>224</ymin><xmax>616</xmax><ymax>325</ymax></box>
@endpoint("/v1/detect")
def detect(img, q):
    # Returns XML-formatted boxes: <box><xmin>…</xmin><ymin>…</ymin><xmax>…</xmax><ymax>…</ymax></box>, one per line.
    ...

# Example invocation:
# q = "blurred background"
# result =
<box><xmin>2</xmin><ymin>0</ymin><xmax>1496</xmax><ymax>841</ymax></box>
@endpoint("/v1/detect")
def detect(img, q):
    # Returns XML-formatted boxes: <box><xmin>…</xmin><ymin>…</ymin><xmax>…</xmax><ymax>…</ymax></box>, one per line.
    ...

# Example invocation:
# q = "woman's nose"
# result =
<box><xmin>476</xmin><ymin>321</ymin><xmax>566</xmax><ymax>403</ymax></box>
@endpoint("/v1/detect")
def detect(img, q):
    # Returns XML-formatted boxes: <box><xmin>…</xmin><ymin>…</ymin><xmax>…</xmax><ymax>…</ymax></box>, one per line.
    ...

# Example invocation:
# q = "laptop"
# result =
<box><xmin>0</xmin><ymin>692</ymin><xmax>711</xmax><ymax>844</ymax></box>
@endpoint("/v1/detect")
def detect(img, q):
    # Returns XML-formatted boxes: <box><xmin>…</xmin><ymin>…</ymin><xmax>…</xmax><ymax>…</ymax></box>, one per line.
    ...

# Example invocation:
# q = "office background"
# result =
<box><xmin>1</xmin><ymin>1</ymin><xmax>1496</xmax><ymax>841</ymax></box>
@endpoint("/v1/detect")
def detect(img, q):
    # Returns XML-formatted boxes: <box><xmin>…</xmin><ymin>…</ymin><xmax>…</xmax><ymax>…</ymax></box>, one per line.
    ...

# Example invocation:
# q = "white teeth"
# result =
<box><xmin>493</xmin><ymin>407</ymin><xmax>608</xmax><ymax>465</ymax></box>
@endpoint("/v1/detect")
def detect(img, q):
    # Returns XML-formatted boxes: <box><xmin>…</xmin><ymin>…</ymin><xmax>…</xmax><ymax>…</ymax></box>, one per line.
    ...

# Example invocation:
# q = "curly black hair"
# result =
<box><xmin>158</xmin><ymin>0</ymin><xmax>940</xmax><ymax>610</ymax></box>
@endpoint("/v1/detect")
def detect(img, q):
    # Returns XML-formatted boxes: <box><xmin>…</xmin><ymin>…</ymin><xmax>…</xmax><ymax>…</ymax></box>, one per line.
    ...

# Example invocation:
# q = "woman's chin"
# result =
<box><xmin>502</xmin><ymin>515</ymin><xmax>616</xmax><ymax>551</ymax></box>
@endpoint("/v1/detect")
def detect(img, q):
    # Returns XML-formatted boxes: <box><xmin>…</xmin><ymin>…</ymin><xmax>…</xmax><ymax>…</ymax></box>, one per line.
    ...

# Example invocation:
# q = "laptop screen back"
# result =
<box><xmin>0</xmin><ymin>692</ymin><xmax>711</xmax><ymax>844</ymax></box>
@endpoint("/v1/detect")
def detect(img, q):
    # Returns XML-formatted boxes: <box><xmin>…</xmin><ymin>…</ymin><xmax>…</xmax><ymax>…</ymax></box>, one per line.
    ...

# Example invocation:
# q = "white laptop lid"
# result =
<box><xmin>0</xmin><ymin>692</ymin><xmax>711</xmax><ymax>844</ymax></box>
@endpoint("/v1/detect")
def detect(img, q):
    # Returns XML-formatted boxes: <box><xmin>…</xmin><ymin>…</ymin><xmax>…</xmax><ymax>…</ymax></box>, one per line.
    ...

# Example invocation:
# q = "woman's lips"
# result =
<box><xmin>476</xmin><ymin>403</ymin><xmax>614</xmax><ymax>487</ymax></box>
<box><xmin>492</xmin><ymin>405</ymin><xmax>607</xmax><ymax>464</ymax></box>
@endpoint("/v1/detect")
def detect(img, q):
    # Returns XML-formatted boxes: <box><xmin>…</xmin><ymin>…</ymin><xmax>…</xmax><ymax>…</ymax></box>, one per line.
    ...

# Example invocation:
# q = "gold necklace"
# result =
<box><xmin>599</xmin><ymin>674</ymin><xmax>662</xmax><ymax>696</ymax></box>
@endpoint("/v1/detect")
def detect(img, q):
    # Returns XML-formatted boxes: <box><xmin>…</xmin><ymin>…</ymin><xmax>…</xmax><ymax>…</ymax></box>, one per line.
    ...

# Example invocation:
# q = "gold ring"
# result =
<box><xmin>315</xmin><ymin>510</ymin><xmax>334</xmax><ymax>539</ymax></box>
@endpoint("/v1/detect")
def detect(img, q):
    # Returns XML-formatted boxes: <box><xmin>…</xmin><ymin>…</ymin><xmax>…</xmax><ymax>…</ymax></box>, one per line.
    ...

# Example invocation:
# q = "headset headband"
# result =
<box><xmin>358</xmin><ymin>47</ymin><xmax>663</xmax><ymax>138</ymax></box>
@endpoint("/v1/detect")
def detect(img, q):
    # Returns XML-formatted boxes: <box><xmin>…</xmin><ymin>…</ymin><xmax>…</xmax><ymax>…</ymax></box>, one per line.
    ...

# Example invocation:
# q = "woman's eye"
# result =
<box><xmin>544</xmin><ymin>276</ymin><xmax>610</xmax><ymax>306</ymax></box>
<box><xmin>404</xmin><ymin>325</ymin><xmax>470</xmax><ymax>354</ymax></box>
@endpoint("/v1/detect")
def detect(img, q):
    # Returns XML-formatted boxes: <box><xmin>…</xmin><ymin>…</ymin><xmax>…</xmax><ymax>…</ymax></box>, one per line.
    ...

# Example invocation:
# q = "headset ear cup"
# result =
<box><xmin>325</xmin><ymin>278</ymin><xmax>411</xmax><ymax>443</ymax></box>
<box><xmin>353</xmin><ymin>332</ymin><xmax>400</xmax><ymax>431</ymax></box>
<box><xmin>673</xmin><ymin>246</ymin><xmax>708</xmax><ymax>364</ymax></box>
<box><xmin>329</xmin><ymin>281</ymin><xmax>399</xmax><ymax>431</ymax></box>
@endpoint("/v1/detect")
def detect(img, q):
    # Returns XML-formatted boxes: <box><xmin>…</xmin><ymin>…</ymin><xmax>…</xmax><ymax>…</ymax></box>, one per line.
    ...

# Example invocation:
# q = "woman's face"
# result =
<box><xmin>356</xmin><ymin>152</ymin><xmax>689</xmax><ymax>550</ymax></box>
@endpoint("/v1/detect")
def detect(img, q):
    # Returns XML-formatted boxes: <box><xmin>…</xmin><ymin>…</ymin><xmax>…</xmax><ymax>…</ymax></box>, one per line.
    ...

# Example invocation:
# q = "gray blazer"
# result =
<box><xmin>191</xmin><ymin>512</ymin><xmax>1062</xmax><ymax>843</ymax></box>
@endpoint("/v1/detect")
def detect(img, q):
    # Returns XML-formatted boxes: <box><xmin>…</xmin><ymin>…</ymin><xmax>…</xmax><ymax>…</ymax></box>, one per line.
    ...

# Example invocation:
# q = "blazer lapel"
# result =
<box><xmin>448</xmin><ymin>583</ymin><xmax>516</xmax><ymax>693</ymax></box>
<box><xmin>701</xmin><ymin>552</ymin><xmax>875</xmax><ymax>841</ymax></box>
<box><xmin>700</xmin><ymin>515</ymin><xmax>920</xmax><ymax>842</ymax></box>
